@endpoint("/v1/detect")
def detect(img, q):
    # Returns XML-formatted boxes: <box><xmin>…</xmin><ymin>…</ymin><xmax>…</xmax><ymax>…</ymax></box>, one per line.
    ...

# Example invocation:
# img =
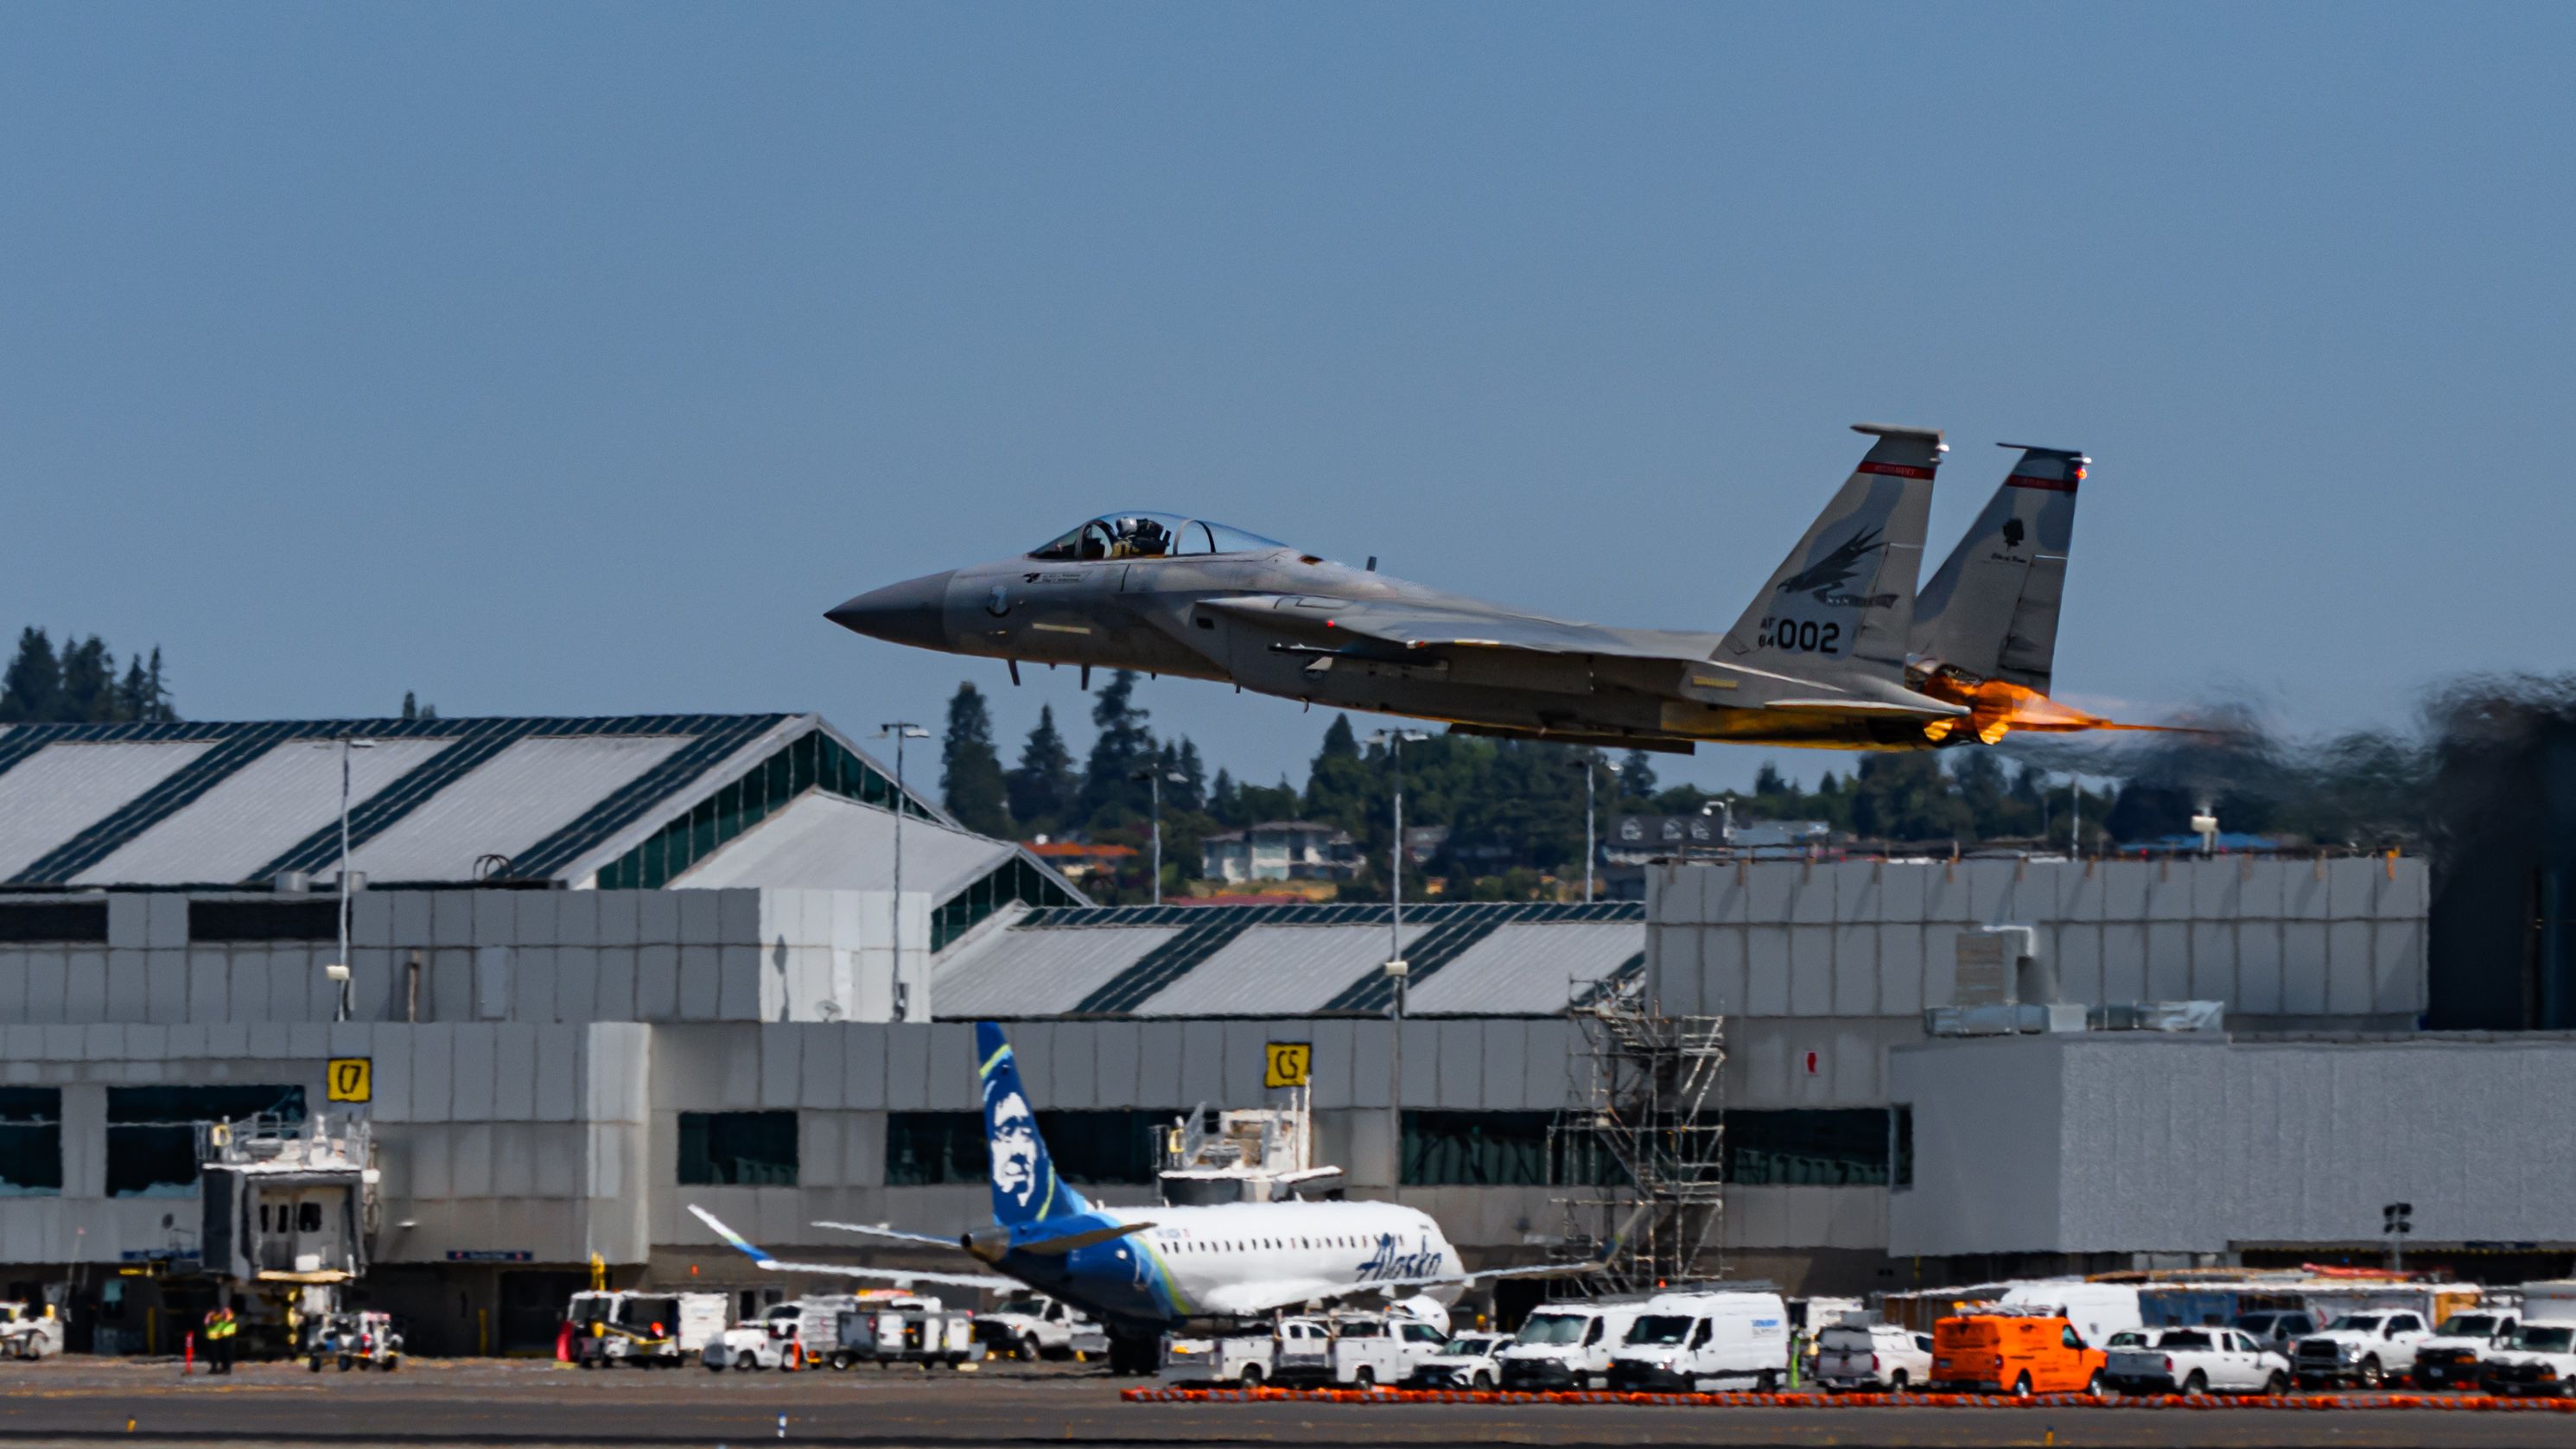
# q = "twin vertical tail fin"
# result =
<box><xmin>1720</xmin><ymin>423</ymin><xmax>1945</xmax><ymax>680</ymax></box>
<box><xmin>973</xmin><ymin>1021</ymin><xmax>1088</xmax><ymax>1227</ymax></box>
<box><xmin>1911</xmin><ymin>444</ymin><xmax>2086</xmax><ymax>694</ymax></box>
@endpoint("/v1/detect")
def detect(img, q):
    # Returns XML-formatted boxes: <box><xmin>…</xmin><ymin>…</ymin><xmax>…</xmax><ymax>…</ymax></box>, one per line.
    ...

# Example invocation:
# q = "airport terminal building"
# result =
<box><xmin>0</xmin><ymin>712</ymin><xmax>2567</xmax><ymax>1353</ymax></box>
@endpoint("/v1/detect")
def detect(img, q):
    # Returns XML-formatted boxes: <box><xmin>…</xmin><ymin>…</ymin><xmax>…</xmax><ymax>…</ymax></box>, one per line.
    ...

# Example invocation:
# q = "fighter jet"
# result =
<box><xmin>830</xmin><ymin>425</ymin><xmax>2121</xmax><ymax>753</ymax></box>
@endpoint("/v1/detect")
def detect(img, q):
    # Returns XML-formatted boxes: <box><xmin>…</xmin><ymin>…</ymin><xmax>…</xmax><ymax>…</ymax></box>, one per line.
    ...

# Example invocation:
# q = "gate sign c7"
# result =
<box><xmin>1264</xmin><ymin>1042</ymin><xmax>1312</xmax><ymax>1089</ymax></box>
<box><xmin>326</xmin><ymin>1058</ymin><xmax>372</xmax><ymax>1103</ymax></box>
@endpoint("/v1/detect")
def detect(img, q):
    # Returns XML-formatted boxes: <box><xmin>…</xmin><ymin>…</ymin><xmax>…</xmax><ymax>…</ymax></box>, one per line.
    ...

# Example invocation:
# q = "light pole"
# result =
<box><xmin>1585</xmin><ymin>758</ymin><xmax>1594</xmax><ymax>902</ymax></box>
<box><xmin>316</xmin><ymin>736</ymin><xmax>376</xmax><ymax>1021</ymax></box>
<box><xmin>1130</xmin><ymin>767</ymin><xmax>1189</xmax><ymax>906</ymax></box>
<box><xmin>1368</xmin><ymin>728</ymin><xmax>1428</xmax><ymax>1192</ymax></box>
<box><xmin>875</xmin><ymin>723</ymin><xmax>929</xmax><ymax>1020</ymax></box>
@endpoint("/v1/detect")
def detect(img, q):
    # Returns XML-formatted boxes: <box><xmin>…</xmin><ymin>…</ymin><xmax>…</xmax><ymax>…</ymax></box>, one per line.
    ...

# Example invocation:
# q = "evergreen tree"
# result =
<box><xmin>938</xmin><ymin>683</ymin><xmax>1012</xmax><ymax>837</ymax></box>
<box><xmin>400</xmin><ymin>691</ymin><xmax>440</xmax><ymax>722</ymax></box>
<box><xmin>1615</xmin><ymin>750</ymin><xmax>1658</xmax><ymax>805</ymax></box>
<box><xmin>1302</xmin><ymin>714</ymin><xmax>1372</xmax><ymax>831</ymax></box>
<box><xmin>1208</xmin><ymin>767</ymin><xmax>1241</xmax><ymax>825</ymax></box>
<box><xmin>1006</xmin><ymin>705</ymin><xmax>1078</xmax><ymax>832</ymax></box>
<box><xmin>58</xmin><ymin>636</ymin><xmax>116</xmax><ymax>721</ymax></box>
<box><xmin>1078</xmin><ymin>670</ymin><xmax>1157</xmax><ymax>824</ymax></box>
<box><xmin>0</xmin><ymin>629</ymin><xmax>61</xmax><ymax>723</ymax></box>
<box><xmin>137</xmin><ymin>648</ymin><xmax>176</xmax><ymax>721</ymax></box>
<box><xmin>1171</xmin><ymin>739</ymin><xmax>1208</xmax><ymax>812</ymax></box>
<box><xmin>1849</xmin><ymin>753</ymin><xmax>1975</xmax><ymax>843</ymax></box>
<box><xmin>117</xmin><ymin>658</ymin><xmax>154</xmax><ymax>722</ymax></box>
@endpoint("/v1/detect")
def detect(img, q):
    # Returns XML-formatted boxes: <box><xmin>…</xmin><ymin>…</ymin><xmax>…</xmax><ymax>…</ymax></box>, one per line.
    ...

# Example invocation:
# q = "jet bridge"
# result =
<box><xmin>1156</xmin><ymin>1095</ymin><xmax>1345</xmax><ymax>1207</ymax></box>
<box><xmin>198</xmin><ymin>1111</ymin><xmax>378</xmax><ymax>1325</ymax></box>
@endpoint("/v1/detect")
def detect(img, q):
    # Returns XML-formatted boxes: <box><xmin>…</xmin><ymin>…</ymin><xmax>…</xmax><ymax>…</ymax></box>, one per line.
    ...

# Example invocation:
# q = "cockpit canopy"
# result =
<box><xmin>1028</xmin><ymin>513</ymin><xmax>1288</xmax><ymax>562</ymax></box>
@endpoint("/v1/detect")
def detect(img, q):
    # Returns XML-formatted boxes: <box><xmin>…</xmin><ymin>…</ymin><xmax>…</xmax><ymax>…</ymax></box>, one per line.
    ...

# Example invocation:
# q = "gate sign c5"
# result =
<box><xmin>1263</xmin><ymin>1042</ymin><xmax>1312</xmax><ymax>1089</ymax></box>
<box><xmin>326</xmin><ymin>1058</ymin><xmax>372</xmax><ymax>1103</ymax></box>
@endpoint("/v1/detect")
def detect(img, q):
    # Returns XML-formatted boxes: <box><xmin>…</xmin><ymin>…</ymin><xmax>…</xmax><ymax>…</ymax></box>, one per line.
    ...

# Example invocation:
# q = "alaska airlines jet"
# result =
<box><xmin>691</xmin><ymin>1022</ymin><xmax>1603</xmax><ymax>1370</ymax></box>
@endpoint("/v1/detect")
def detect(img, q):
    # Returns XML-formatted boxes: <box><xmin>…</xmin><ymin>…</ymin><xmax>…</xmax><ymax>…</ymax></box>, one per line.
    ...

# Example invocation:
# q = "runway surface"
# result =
<box><xmin>0</xmin><ymin>1358</ymin><xmax>2566</xmax><ymax>1448</ymax></box>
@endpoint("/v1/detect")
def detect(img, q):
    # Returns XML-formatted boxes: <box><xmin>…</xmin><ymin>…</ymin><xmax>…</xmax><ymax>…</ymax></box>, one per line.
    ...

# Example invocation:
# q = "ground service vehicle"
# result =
<box><xmin>2293</xmin><ymin>1311</ymin><xmax>2430</xmax><ymax>1389</ymax></box>
<box><xmin>977</xmin><ymin>1294</ymin><xmax>1106</xmax><ymax>1361</ymax></box>
<box><xmin>2483</xmin><ymin>1320</ymin><xmax>2576</xmax><ymax>1398</ymax></box>
<box><xmin>1269</xmin><ymin>1312</ymin><xmax>1441</xmax><ymax>1389</ymax></box>
<box><xmin>569</xmin><ymin>1292</ymin><xmax>728</xmax><ymax>1369</ymax></box>
<box><xmin>847</xmin><ymin>1302</ymin><xmax>976</xmax><ymax>1368</ymax></box>
<box><xmin>1815</xmin><ymin>1317</ymin><xmax>1933</xmax><ymax>1392</ymax></box>
<box><xmin>1160</xmin><ymin>1333</ymin><xmax>1275</xmax><ymax>1386</ymax></box>
<box><xmin>303</xmin><ymin>1312</ymin><xmax>400</xmax><ymax>1372</ymax></box>
<box><xmin>1930</xmin><ymin>1312</ymin><xmax>2107</xmax><ymax>1398</ymax></box>
<box><xmin>703</xmin><ymin>1319</ymin><xmax>798</xmax><ymax>1371</ymax></box>
<box><xmin>2103</xmin><ymin>1327</ymin><xmax>2287</xmax><ymax>1395</ymax></box>
<box><xmin>0</xmin><ymin>1304</ymin><xmax>64</xmax><ymax>1361</ymax></box>
<box><xmin>2412</xmin><ymin>1310</ymin><xmax>2520</xmax><ymax>1389</ymax></box>
<box><xmin>1498</xmin><ymin>1300</ymin><xmax>1651</xmax><ymax>1389</ymax></box>
<box><xmin>1409</xmin><ymin>1331</ymin><xmax>1508</xmax><ymax>1389</ymax></box>
<box><xmin>1605</xmin><ymin>1292</ymin><xmax>1791</xmax><ymax>1392</ymax></box>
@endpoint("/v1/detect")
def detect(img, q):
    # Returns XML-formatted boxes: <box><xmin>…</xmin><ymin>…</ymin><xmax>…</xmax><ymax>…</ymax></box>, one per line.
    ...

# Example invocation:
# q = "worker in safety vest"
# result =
<box><xmin>203</xmin><ymin>1304</ymin><xmax>238</xmax><ymax>1374</ymax></box>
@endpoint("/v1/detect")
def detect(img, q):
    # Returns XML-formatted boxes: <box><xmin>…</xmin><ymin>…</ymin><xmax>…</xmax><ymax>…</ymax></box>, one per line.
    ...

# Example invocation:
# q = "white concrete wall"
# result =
<box><xmin>1888</xmin><ymin>1033</ymin><xmax>2576</xmax><ymax>1257</ymax></box>
<box><xmin>1646</xmin><ymin>856</ymin><xmax>2428</xmax><ymax>1021</ymax></box>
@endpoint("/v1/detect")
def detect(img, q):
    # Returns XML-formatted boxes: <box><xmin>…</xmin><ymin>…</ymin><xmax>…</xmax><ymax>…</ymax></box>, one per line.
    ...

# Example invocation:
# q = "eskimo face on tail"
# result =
<box><xmin>972</xmin><ymin>1021</ymin><xmax>1089</xmax><ymax>1225</ymax></box>
<box><xmin>989</xmin><ymin>1089</ymin><xmax>1039</xmax><ymax>1209</ymax></box>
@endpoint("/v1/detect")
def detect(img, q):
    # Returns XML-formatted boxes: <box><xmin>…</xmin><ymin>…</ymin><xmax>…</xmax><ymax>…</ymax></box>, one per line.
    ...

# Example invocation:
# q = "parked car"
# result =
<box><xmin>1930</xmin><ymin>1312</ymin><xmax>2106</xmax><ymax>1399</ymax></box>
<box><xmin>2103</xmin><ymin>1327</ymin><xmax>2288</xmax><ymax>1396</ymax></box>
<box><xmin>2412</xmin><ymin>1310</ymin><xmax>2520</xmax><ymax>1390</ymax></box>
<box><xmin>0</xmin><ymin>1304</ymin><xmax>66</xmax><ymax>1361</ymax></box>
<box><xmin>1409</xmin><ymin>1331</ymin><xmax>1508</xmax><ymax>1389</ymax></box>
<box><xmin>1814</xmin><ymin>1319</ymin><xmax>1933</xmax><ymax>1392</ymax></box>
<box><xmin>1604</xmin><ymin>1292</ymin><xmax>1791</xmax><ymax>1393</ymax></box>
<box><xmin>2293</xmin><ymin>1311</ymin><xmax>2432</xmax><ymax>1390</ymax></box>
<box><xmin>2483</xmin><ymin>1320</ymin><xmax>2576</xmax><ymax>1398</ymax></box>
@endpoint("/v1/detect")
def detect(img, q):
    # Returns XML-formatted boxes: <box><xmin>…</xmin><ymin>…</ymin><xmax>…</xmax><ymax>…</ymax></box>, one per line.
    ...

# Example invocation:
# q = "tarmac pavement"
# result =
<box><xmin>0</xmin><ymin>1357</ymin><xmax>2566</xmax><ymax>1447</ymax></box>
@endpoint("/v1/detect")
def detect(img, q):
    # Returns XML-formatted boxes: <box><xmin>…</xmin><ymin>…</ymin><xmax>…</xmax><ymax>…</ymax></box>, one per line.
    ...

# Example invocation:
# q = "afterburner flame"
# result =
<box><xmin>1917</xmin><ymin>677</ymin><xmax>2185</xmax><ymax>745</ymax></box>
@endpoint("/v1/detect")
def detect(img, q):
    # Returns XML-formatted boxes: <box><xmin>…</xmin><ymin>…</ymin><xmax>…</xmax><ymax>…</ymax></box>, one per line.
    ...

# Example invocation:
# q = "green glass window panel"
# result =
<box><xmin>885</xmin><ymin>1112</ymin><xmax>988</xmax><ymax>1185</ymax></box>
<box><xmin>106</xmin><ymin>1085</ymin><xmax>304</xmax><ymax>1198</ymax></box>
<box><xmin>1723</xmin><ymin>1109</ymin><xmax>1894</xmax><ymax>1186</ymax></box>
<box><xmin>677</xmin><ymin>1111</ymin><xmax>799</xmax><ymax>1186</ymax></box>
<box><xmin>1402</xmin><ymin>1110</ymin><xmax>1555</xmax><ymax>1186</ymax></box>
<box><xmin>0</xmin><ymin>1088</ymin><xmax>60</xmax><ymax>1197</ymax></box>
<box><xmin>882</xmin><ymin>1110</ymin><xmax>1167</xmax><ymax>1186</ymax></box>
<box><xmin>1892</xmin><ymin>1106</ymin><xmax>1913</xmax><ymax>1188</ymax></box>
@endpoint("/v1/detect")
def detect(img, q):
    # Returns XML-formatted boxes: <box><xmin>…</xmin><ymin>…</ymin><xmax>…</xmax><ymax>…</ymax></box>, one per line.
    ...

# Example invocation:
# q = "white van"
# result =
<box><xmin>1498</xmin><ymin>1300</ymin><xmax>1652</xmax><ymax>1390</ymax></box>
<box><xmin>1815</xmin><ymin>1318</ymin><xmax>1934</xmax><ymax>1392</ymax></box>
<box><xmin>1605</xmin><ymin>1291</ymin><xmax>1791</xmax><ymax>1392</ymax></box>
<box><xmin>1998</xmin><ymin>1282</ymin><xmax>2141</xmax><ymax>1350</ymax></box>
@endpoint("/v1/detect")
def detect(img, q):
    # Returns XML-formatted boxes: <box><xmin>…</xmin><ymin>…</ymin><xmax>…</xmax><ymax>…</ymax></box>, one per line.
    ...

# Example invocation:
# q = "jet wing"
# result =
<box><xmin>691</xmin><ymin>1205</ymin><xmax>1018</xmax><ymax>1290</ymax></box>
<box><xmin>1199</xmin><ymin>1258</ymin><xmax>1617</xmax><ymax>1319</ymax></box>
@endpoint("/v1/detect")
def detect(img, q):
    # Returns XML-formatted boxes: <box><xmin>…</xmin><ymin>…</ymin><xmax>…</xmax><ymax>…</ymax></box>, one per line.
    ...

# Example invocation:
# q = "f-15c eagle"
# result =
<box><xmin>830</xmin><ymin>425</ymin><xmax>2154</xmax><ymax>753</ymax></box>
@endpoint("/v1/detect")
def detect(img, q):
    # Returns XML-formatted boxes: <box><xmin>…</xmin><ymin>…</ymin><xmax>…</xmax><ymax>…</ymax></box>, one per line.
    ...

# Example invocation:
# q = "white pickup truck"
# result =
<box><xmin>2409</xmin><ymin>1310</ymin><xmax>2522</xmax><ymax>1391</ymax></box>
<box><xmin>2292</xmin><ymin>1311</ymin><xmax>2431</xmax><ymax>1390</ymax></box>
<box><xmin>977</xmin><ymin>1295</ymin><xmax>1108</xmax><ymax>1362</ymax></box>
<box><xmin>1162</xmin><ymin>1310</ymin><xmax>1447</xmax><ymax>1389</ymax></box>
<box><xmin>1814</xmin><ymin>1319</ymin><xmax>1933</xmax><ymax>1392</ymax></box>
<box><xmin>2483</xmin><ymin>1320</ymin><xmax>2576</xmax><ymax>1398</ymax></box>
<box><xmin>2104</xmin><ymin>1327</ymin><xmax>2290</xmax><ymax>1396</ymax></box>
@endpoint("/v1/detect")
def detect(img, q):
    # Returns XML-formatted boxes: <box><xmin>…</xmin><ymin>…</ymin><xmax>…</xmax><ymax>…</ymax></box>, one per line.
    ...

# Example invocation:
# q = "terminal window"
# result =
<box><xmin>106</xmin><ymin>1085</ymin><xmax>306</xmax><ymax>1198</ymax></box>
<box><xmin>677</xmin><ymin>1111</ymin><xmax>799</xmax><ymax>1186</ymax></box>
<box><xmin>1724</xmin><ymin>1109</ymin><xmax>1899</xmax><ymax>1187</ymax></box>
<box><xmin>883</xmin><ymin>1110</ymin><xmax>1174</xmax><ymax>1186</ymax></box>
<box><xmin>1402</xmin><ymin>1110</ymin><xmax>1552</xmax><ymax>1187</ymax></box>
<box><xmin>0</xmin><ymin>1089</ymin><xmax>62</xmax><ymax>1197</ymax></box>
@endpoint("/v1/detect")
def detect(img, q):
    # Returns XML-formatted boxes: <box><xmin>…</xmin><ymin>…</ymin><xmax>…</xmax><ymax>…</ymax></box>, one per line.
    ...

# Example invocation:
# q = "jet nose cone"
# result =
<box><xmin>826</xmin><ymin>570</ymin><xmax>957</xmax><ymax>650</ymax></box>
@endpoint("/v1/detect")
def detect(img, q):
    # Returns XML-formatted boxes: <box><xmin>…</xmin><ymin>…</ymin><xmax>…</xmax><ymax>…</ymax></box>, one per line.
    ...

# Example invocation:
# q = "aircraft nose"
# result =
<box><xmin>826</xmin><ymin>570</ymin><xmax>957</xmax><ymax>649</ymax></box>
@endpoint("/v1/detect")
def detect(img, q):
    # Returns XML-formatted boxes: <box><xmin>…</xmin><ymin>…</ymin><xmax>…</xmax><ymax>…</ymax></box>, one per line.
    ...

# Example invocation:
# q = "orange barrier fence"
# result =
<box><xmin>1122</xmin><ymin>1386</ymin><xmax>2576</xmax><ymax>1412</ymax></box>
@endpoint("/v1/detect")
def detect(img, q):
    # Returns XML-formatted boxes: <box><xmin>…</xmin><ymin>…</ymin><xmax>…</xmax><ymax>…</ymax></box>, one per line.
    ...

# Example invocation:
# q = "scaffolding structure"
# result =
<box><xmin>1548</xmin><ymin>977</ymin><xmax>1727</xmax><ymax>1295</ymax></box>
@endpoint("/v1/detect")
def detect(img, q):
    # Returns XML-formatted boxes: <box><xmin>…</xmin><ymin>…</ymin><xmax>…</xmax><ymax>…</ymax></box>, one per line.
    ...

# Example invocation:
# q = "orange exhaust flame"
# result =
<box><xmin>1917</xmin><ymin>677</ymin><xmax>2209</xmax><ymax>745</ymax></box>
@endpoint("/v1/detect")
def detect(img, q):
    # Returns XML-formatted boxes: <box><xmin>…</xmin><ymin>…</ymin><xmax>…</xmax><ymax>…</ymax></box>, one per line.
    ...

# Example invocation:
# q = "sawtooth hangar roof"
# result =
<box><xmin>0</xmin><ymin>715</ymin><xmax>1078</xmax><ymax>913</ymax></box>
<box><xmin>933</xmin><ymin>900</ymin><xmax>1644</xmax><ymax>1019</ymax></box>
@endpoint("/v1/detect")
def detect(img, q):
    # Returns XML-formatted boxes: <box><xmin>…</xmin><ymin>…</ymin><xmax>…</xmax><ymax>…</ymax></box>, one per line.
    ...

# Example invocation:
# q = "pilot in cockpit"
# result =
<box><xmin>1109</xmin><ymin>516</ymin><xmax>1171</xmax><ymax>559</ymax></box>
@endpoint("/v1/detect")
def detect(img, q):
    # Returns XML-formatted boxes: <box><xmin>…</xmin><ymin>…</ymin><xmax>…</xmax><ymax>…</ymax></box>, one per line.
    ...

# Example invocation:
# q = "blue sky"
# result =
<box><xmin>3</xmin><ymin>5</ymin><xmax>2569</xmax><ymax>794</ymax></box>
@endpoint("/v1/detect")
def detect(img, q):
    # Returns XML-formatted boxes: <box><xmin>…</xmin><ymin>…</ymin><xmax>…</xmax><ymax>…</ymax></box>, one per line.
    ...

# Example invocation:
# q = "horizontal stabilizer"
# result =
<box><xmin>689</xmin><ymin>1204</ymin><xmax>1015</xmax><ymax>1288</ymax></box>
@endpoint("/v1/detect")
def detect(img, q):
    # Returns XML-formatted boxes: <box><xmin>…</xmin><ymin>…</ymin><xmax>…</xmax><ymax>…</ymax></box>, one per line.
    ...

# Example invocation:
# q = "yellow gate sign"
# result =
<box><xmin>326</xmin><ymin>1058</ymin><xmax>372</xmax><ymax>1103</ymax></box>
<box><xmin>1263</xmin><ymin>1042</ymin><xmax>1312</xmax><ymax>1089</ymax></box>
